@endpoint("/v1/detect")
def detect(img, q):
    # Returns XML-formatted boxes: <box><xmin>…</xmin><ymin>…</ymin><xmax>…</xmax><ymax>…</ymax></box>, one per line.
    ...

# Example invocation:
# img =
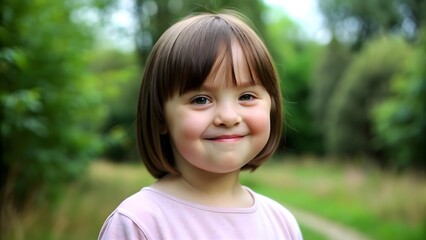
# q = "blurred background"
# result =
<box><xmin>1</xmin><ymin>0</ymin><xmax>425</xmax><ymax>239</ymax></box>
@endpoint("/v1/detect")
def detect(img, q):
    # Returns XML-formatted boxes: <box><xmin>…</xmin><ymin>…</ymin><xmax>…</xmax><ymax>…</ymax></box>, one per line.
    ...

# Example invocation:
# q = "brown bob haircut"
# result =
<box><xmin>137</xmin><ymin>10</ymin><xmax>283</xmax><ymax>179</ymax></box>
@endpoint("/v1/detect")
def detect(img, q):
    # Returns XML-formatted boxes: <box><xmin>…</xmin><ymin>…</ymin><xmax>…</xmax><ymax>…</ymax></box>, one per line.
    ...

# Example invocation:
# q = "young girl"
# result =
<box><xmin>99</xmin><ymin>11</ymin><xmax>302</xmax><ymax>240</ymax></box>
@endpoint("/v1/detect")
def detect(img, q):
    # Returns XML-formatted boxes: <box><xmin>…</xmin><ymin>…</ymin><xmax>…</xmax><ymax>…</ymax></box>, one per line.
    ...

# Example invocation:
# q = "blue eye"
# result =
<box><xmin>191</xmin><ymin>96</ymin><xmax>211</xmax><ymax>105</ymax></box>
<box><xmin>239</xmin><ymin>93</ymin><xmax>255</xmax><ymax>101</ymax></box>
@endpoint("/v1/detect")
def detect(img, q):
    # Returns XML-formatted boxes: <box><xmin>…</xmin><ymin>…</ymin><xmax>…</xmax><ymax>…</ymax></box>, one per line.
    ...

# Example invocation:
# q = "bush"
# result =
<box><xmin>371</xmin><ymin>39</ymin><xmax>426</xmax><ymax>169</ymax></box>
<box><xmin>324</xmin><ymin>36</ymin><xmax>414</xmax><ymax>160</ymax></box>
<box><xmin>0</xmin><ymin>0</ymin><xmax>104</xmax><ymax>212</ymax></box>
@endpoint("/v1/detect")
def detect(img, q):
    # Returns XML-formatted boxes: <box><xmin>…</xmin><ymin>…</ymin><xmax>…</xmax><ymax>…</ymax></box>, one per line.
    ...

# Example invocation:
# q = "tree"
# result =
<box><xmin>314</xmin><ymin>0</ymin><xmax>426</xmax><ymax>168</ymax></box>
<box><xmin>86</xmin><ymin>49</ymin><xmax>141</xmax><ymax>161</ymax></box>
<box><xmin>263</xmin><ymin>10</ymin><xmax>322</xmax><ymax>154</ymax></box>
<box><xmin>134</xmin><ymin>0</ymin><xmax>268</xmax><ymax>65</ymax></box>
<box><xmin>324</xmin><ymin>37</ymin><xmax>414</xmax><ymax>160</ymax></box>
<box><xmin>310</xmin><ymin>38</ymin><xmax>351</xmax><ymax>152</ymax></box>
<box><xmin>371</xmin><ymin>31</ymin><xmax>426</xmax><ymax>169</ymax></box>
<box><xmin>319</xmin><ymin>0</ymin><xmax>426</xmax><ymax>49</ymax></box>
<box><xmin>0</xmin><ymin>0</ymin><xmax>110</xmax><ymax>221</ymax></box>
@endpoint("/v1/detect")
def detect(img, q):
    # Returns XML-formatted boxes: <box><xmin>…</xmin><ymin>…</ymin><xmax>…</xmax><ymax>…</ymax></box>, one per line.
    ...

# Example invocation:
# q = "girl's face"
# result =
<box><xmin>164</xmin><ymin>42</ymin><xmax>271</xmax><ymax>175</ymax></box>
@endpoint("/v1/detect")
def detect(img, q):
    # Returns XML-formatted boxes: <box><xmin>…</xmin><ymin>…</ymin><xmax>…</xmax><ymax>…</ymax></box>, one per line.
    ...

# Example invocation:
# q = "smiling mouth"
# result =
<box><xmin>206</xmin><ymin>135</ymin><xmax>244</xmax><ymax>142</ymax></box>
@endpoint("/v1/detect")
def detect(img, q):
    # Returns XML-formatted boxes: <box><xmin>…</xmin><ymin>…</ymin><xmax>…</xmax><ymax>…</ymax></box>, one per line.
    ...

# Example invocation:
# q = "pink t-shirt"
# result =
<box><xmin>99</xmin><ymin>187</ymin><xmax>302</xmax><ymax>240</ymax></box>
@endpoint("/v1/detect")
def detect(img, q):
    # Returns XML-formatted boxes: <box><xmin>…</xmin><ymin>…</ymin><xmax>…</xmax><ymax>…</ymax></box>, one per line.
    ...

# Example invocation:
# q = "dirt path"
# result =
<box><xmin>289</xmin><ymin>207</ymin><xmax>371</xmax><ymax>240</ymax></box>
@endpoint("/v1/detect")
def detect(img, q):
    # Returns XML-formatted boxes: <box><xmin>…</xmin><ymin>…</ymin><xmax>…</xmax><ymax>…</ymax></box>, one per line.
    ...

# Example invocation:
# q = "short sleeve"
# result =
<box><xmin>98</xmin><ymin>211</ymin><xmax>147</xmax><ymax>240</ymax></box>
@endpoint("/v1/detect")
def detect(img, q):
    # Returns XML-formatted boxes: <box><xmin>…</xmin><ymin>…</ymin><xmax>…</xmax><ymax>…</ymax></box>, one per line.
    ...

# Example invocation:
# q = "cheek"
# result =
<box><xmin>170</xmin><ymin>110</ymin><xmax>207</xmax><ymax>140</ymax></box>
<box><xmin>245</xmin><ymin>108</ymin><xmax>271</xmax><ymax>139</ymax></box>
<box><xmin>252</xmin><ymin>113</ymin><xmax>271</xmax><ymax>135</ymax></box>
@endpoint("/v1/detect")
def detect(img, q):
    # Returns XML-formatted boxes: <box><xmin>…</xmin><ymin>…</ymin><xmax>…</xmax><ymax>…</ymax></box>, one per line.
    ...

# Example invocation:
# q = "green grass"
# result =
<box><xmin>298</xmin><ymin>224</ymin><xmax>328</xmax><ymax>240</ymax></box>
<box><xmin>2</xmin><ymin>157</ymin><xmax>425</xmax><ymax>240</ymax></box>
<box><xmin>2</xmin><ymin>161</ymin><xmax>155</xmax><ymax>240</ymax></box>
<box><xmin>241</xmin><ymin>156</ymin><xmax>426</xmax><ymax>240</ymax></box>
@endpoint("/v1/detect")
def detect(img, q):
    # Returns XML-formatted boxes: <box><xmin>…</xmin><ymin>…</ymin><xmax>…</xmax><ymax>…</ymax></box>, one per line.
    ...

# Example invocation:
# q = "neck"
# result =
<box><xmin>180</xmin><ymin>167</ymin><xmax>242</xmax><ymax>197</ymax></box>
<box><xmin>154</xmin><ymin>168</ymin><xmax>252</xmax><ymax>208</ymax></box>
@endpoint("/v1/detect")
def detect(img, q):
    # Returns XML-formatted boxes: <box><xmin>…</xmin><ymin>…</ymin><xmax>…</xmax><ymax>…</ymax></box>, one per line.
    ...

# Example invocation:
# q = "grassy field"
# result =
<box><xmin>241</xmin><ymin>157</ymin><xmax>426</xmax><ymax>240</ymax></box>
<box><xmin>2</xmin><ymin>156</ymin><xmax>425</xmax><ymax>240</ymax></box>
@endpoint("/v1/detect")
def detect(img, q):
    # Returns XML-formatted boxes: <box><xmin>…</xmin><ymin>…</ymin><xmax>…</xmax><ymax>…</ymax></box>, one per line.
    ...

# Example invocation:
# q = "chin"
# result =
<box><xmin>208</xmin><ymin>161</ymin><xmax>250</xmax><ymax>174</ymax></box>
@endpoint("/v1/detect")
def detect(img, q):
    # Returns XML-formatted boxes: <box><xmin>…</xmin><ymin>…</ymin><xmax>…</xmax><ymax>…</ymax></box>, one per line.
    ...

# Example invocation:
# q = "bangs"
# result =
<box><xmin>164</xmin><ymin>16</ymin><xmax>230</xmax><ymax>97</ymax></box>
<box><xmin>161</xmin><ymin>14</ymin><xmax>265</xmax><ymax>98</ymax></box>
<box><xmin>206</xmin><ymin>40</ymin><xmax>261</xmax><ymax>88</ymax></box>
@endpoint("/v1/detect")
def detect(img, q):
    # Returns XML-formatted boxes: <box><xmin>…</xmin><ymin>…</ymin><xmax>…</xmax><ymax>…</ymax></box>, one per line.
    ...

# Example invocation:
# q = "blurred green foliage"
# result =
<box><xmin>0</xmin><ymin>0</ymin><xmax>113</xmax><ymax>213</ymax></box>
<box><xmin>319</xmin><ymin>0</ymin><xmax>426</xmax><ymax>49</ymax></box>
<box><xmin>310</xmin><ymin>39</ymin><xmax>351</xmax><ymax>143</ymax></box>
<box><xmin>325</xmin><ymin>37</ymin><xmax>413</xmax><ymax>157</ymax></box>
<box><xmin>86</xmin><ymin>49</ymin><xmax>140</xmax><ymax>160</ymax></box>
<box><xmin>371</xmin><ymin>34</ymin><xmax>426</xmax><ymax>168</ymax></box>
<box><xmin>312</xmin><ymin>0</ymin><xmax>426</xmax><ymax>168</ymax></box>
<box><xmin>263</xmin><ymin>11</ymin><xmax>322</xmax><ymax>154</ymax></box>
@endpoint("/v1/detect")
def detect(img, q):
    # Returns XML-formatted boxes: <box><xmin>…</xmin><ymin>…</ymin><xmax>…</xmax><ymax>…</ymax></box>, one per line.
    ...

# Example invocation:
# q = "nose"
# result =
<box><xmin>213</xmin><ymin>102</ymin><xmax>241</xmax><ymax>127</ymax></box>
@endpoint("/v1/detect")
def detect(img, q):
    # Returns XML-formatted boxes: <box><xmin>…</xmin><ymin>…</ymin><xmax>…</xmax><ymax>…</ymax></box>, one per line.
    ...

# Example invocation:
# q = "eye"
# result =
<box><xmin>191</xmin><ymin>96</ymin><xmax>211</xmax><ymax>105</ymax></box>
<box><xmin>239</xmin><ymin>93</ymin><xmax>256</xmax><ymax>101</ymax></box>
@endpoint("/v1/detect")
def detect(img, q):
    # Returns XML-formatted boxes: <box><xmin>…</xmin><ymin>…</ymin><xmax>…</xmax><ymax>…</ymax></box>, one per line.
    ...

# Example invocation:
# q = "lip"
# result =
<box><xmin>205</xmin><ymin>134</ymin><xmax>245</xmax><ymax>142</ymax></box>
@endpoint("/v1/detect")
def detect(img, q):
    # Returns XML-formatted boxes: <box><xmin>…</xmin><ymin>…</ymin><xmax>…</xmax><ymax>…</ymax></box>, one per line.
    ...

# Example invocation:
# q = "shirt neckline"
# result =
<box><xmin>142</xmin><ymin>186</ymin><xmax>258</xmax><ymax>213</ymax></box>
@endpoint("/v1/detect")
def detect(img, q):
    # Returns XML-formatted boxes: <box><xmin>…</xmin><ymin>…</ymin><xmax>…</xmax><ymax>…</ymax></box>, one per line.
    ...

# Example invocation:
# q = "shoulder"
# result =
<box><xmin>113</xmin><ymin>187</ymin><xmax>174</xmax><ymax>226</ymax></box>
<box><xmin>248</xmin><ymin>188</ymin><xmax>303</xmax><ymax>240</ymax></box>
<box><xmin>253</xmin><ymin>190</ymin><xmax>292</xmax><ymax>213</ymax></box>
<box><xmin>98</xmin><ymin>187</ymin><xmax>167</xmax><ymax>240</ymax></box>
<box><xmin>99</xmin><ymin>208</ymin><xmax>148</xmax><ymax>240</ymax></box>
<box><xmin>117</xmin><ymin>187</ymin><xmax>164</xmax><ymax>214</ymax></box>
